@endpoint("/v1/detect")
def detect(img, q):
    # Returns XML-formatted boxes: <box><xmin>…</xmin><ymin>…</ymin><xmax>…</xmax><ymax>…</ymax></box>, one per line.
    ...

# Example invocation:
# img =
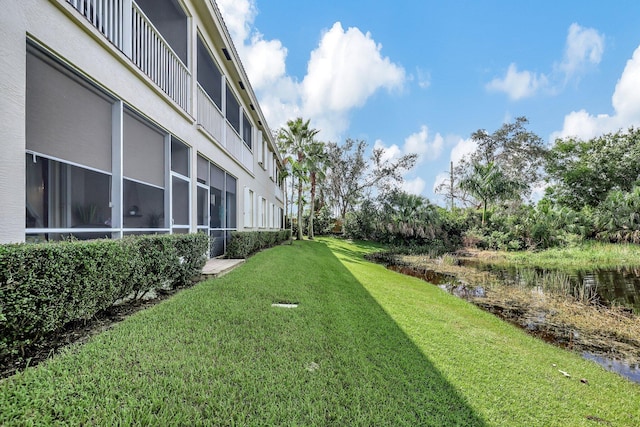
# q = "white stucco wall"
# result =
<box><xmin>0</xmin><ymin>2</ymin><xmax>27</xmax><ymax>243</ymax></box>
<box><xmin>0</xmin><ymin>0</ymin><xmax>283</xmax><ymax>243</ymax></box>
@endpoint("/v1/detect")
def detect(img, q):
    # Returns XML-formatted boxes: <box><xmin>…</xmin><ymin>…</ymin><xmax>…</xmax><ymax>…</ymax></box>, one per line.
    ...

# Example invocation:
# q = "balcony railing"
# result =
<box><xmin>67</xmin><ymin>0</ymin><xmax>191</xmax><ymax>113</ymax></box>
<box><xmin>67</xmin><ymin>0</ymin><xmax>125</xmax><ymax>48</ymax></box>
<box><xmin>241</xmin><ymin>144</ymin><xmax>253</xmax><ymax>173</ymax></box>
<box><xmin>196</xmin><ymin>83</ymin><xmax>224</xmax><ymax>142</ymax></box>
<box><xmin>131</xmin><ymin>2</ymin><xmax>190</xmax><ymax>112</ymax></box>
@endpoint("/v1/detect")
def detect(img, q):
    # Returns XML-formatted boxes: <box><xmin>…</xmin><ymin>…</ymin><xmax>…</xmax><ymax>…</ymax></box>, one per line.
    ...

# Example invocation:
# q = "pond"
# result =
<box><xmin>384</xmin><ymin>258</ymin><xmax>640</xmax><ymax>384</ymax></box>
<box><xmin>462</xmin><ymin>260</ymin><xmax>640</xmax><ymax>312</ymax></box>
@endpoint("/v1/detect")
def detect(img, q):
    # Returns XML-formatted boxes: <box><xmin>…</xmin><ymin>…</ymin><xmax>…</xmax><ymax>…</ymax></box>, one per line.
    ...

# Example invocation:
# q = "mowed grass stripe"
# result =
<box><xmin>322</xmin><ymin>237</ymin><xmax>640</xmax><ymax>426</ymax></box>
<box><xmin>0</xmin><ymin>240</ymin><xmax>482</xmax><ymax>426</ymax></box>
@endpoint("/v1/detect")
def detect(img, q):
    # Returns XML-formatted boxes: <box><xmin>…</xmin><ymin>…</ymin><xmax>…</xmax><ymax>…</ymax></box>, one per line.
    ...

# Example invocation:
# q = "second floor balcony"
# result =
<box><xmin>67</xmin><ymin>0</ymin><xmax>190</xmax><ymax>113</ymax></box>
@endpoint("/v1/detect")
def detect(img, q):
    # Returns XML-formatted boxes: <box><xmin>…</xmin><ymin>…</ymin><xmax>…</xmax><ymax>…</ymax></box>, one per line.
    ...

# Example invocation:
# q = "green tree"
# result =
<box><xmin>545</xmin><ymin>127</ymin><xmax>640</xmax><ymax>209</ymax></box>
<box><xmin>277</xmin><ymin>118</ymin><xmax>319</xmax><ymax>240</ymax></box>
<box><xmin>436</xmin><ymin>117</ymin><xmax>545</xmax><ymax>206</ymax></box>
<box><xmin>323</xmin><ymin>139</ymin><xmax>417</xmax><ymax>226</ymax></box>
<box><xmin>593</xmin><ymin>186</ymin><xmax>640</xmax><ymax>243</ymax></box>
<box><xmin>459</xmin><ymin>161</ymin><xmax>524</xmax><ymax>225</ymax></box>
<box><xmin>381</xmin><ymin>191</ymin><xmax>443</xmax><ymax>245</ymax></box>
<box><xmin>469</xmin><ymin>116</ymin><xmax>546</xmax><ymax>188</ymax></box>
<box><xmin>304</xmin><ymin>141</ymin><xmax>328</xmax><ymax>240</ymax></box>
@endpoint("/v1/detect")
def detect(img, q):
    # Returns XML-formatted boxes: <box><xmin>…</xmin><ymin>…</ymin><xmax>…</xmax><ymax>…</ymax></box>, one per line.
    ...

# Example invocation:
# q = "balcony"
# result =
<box><xmin>67</xmin><ymin>0</ymin><xmax>191</xmax><ymax>113</ymax></box>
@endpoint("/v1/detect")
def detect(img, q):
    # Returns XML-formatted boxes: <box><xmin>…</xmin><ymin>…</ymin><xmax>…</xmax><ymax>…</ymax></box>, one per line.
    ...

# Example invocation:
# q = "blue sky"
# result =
<box><xmin>218</xmin><ymin>1</ymin><xmax>640</xmax><ymax>204</ymax></box>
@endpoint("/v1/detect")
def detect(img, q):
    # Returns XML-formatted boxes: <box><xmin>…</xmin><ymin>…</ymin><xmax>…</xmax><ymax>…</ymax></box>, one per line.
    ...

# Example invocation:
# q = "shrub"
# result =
<box><xmin>0</xmin><ymin>233</ymin><xmax>209</xmax><ymax>360</ymax></box>
<box><xmin>225</xmin><ymin>230</ymin><xmax>291</xmax><ymax>259</ymax></box>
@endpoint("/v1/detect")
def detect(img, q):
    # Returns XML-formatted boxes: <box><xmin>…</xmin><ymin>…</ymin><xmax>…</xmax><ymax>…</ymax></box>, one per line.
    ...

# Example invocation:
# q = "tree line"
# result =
<box><xmin>277</xmin><ymin>116</ymin><xmax>640</xmax><ymax>252</ymax></box>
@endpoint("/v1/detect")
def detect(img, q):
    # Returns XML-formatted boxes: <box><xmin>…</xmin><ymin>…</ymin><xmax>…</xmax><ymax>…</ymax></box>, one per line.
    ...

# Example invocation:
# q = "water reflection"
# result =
<box><xmin>385</xmin><ymin>260</ymin><xmax>640</xmax><ymax>384</ymax></box>
<box><xmin>462</xmin><ymin>260</ymin><xmax>640</xmax><ymax>312</ymax></box>
<box><xmin>582</xmin><ymin>353</ymin><xmax>640</xmax><ymax>383</ymax></box>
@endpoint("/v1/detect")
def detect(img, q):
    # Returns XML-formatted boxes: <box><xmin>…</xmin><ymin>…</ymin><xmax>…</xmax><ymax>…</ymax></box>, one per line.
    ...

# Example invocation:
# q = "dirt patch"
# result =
<box><xmin>0</xmin><ymin>287</ymin><xmax>182</xmax><ymax>380</ymax></box>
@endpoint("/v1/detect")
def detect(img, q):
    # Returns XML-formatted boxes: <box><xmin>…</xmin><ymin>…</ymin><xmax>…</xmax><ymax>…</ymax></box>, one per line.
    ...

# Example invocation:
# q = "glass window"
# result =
<box><xmin>171</xmin><ymin>137</ymin><xmax>190</xmax><ymax>177</ymax></box>
<box><xmin>225</xmin><ymin>85</ymin><xmax>240</xmax><ymax>134</ymax></box>
<box><xmin>210</xmin><ymin>164</ymin><xmax>224</xmax><ymax>228</ymax></box>
<box><xmin>123</xmin><ymin>179</ymin><xmax>164</xmax><ymax>228</ymax></box>
<box><xmin>226</xmin><ymin>175</ymin><xmax>237</xmax><ymax>228</ymax></box>
<box><xmin>197</xmin><ymin>186</ymin><xmax>208</xmax><ymax>226</ymax></box>
<box><xmin>197</xmin><ymin>155</ymin><xmax>209</xmax><ymax>185</ymax></box>
<box><xmin>197</xmin><ymin>37</ymin><xmax>222</xmax><ymax>109</ymax></box>
<box><xmin>242</xmin><ymin>112</ymin><xmax>252</xmax><ymax>149</ymax></box>
<box><xmin>172</xmin><ymin>176</ymin><xmax>189</xmax><ymax>226</ymax></box>
<box><xmin>209</xmin><ymin>229</ymin><xmax>225</xmax><ymax>257</ymax></box>
<box><xmin>26</xmin><ymin>154</ymin><xmax>111</xmax><ymax>230</ymax></box>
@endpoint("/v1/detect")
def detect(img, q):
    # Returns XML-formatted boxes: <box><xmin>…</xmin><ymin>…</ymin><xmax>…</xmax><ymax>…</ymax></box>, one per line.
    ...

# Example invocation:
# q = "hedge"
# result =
<box><xmin>0</xmin><ymin>233</ymin><xmax>209</xmax><ymax>360</ymax></box>
<box><xmin>225</xmin><ymin>230</ymin><xmax>291</xmax><ymax>259</ymax></box>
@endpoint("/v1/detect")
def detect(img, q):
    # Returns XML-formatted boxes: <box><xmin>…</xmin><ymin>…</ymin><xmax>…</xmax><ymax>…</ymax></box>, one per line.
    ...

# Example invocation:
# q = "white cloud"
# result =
<box><xmin>373</xmin><ymin>126</ymin><xmax>445</xmax><ymax>197</ymax></box>
<box><xmin>216</xmin><ymin>0</ymin><xmax>255</xmax><ymax>45</ymax></box>
<box><xmin>415</xmin><ymin>67</ymin><xmax>431</xmax><ymax>89</ymax></box>
<box><xmin>432</xmin><ymin>172</ymin><xmax>449</xmax><ymax>193</ymax></box>
<box><xmin>558</xmin><ymin>23</ymin><xmax>604</xmax><ymax>79</ymax></box>
<box><xmin>552</xmin><ymin>44</ymin><xmax>640</xmax><ymax>141</ymax></box>
<box><xmin>402</xmin><ymin>177</ymin><xmax>426</xmax><ymax>195</ymax></box>
<box><xmin>374</xmin><ymin>125</ymin><xmax>444</xmax><ymax>165</ymax></box>
<box><xmin>403</xmin><ymin>126</ymin><xmax>443</xmax><ymax>162</ymax></box>
<box><xmin>216</xmin><ymin>4</ymin><xmax>406</xmax><ymax>141</ymax></box>
<box><xmin>450</xmin><ymin>137</ymin><xmax>477</xmax><ymax>165</ymax></box>
<box><xmin>373</xmin><ymin>139</ymin><xmax>402</xmax><ymax>163</ymax></box>
<box><xmin>242</xmin><ymin>35</ymin><xmax>288</xmax><ymax>89</ymax></box>
<box><xmin>487</xmin><ymin>23</ymin><xmax>604</xmax><ymax>100</ymax></box>
<box><xmin>300</xmin><ymin>22</ymin><xmax>405</xmax><ymax>138</ymax></box>
<box><xmin>486</xmin><ymin>63</ymin><xmax>549</xmax><ymax>100</ymax></box>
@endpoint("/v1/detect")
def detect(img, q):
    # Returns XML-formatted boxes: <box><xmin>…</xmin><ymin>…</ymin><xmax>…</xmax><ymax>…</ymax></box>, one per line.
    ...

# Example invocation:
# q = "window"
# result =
<box><xmin>225</xmin><ymin>85</ymin><xmax>240</xmax><ymax>134</ymax></box>
<box><xmin>123</xmin><ymin>180</ymin><xmax>164</xmax><ymax>228</ymax></box>
<box><xmin>171</xmin><ymin>138</ymin><xmax>190</xmax><ymax>232</ymax></box>
<box><xmin>123</xmin><ymin>111</ymin><xmax>166</xmax><ymax>229</ymax></box>
<box><xmin>207</xmin><ymin>162</ymin><xmax>236</xmax><ymax>256</ymax></box>
<box><xmin>26</xmin><ymin>47</ymin><xmax>113</xmax><ymax>240</ymax></box>
<box><xmin>262</xmin><ymin>138</ymin><xmax>268</xmax><ymax>170</ymax></box>
<box><xmin>226</xmin><ymin>175</ymin><xmax>237</xmax><ymax>229</ymax></box>
<box><xmin>260</xmin><ymin>197</ymin><xmax>267</xmax><ymax>228</ymax></box>
<box><xmin>197</xmin><ymin>36</ymin><xmax>222</xmax><ymax>109</ymax></box>
<box><xmin>171</xmin><ymin>137</ymin><xmax>190</xmax><ymax>177</ymax></box>
<box><xmin>242</xmin><ymin>112</ymin><xmax>252</xmax><ymax>149</ymax></box>
<box><xmin>197</xmin><ymin>155</ymin><xmax>209</xmax><ymax>228</ymax></box>
<box><xmin>26</xmin><ymin>154</ymin><xmax>111</xmax><ymax>238</ymax></box>
<box><xmin>244</xmin><ymin>188</ymin><xmax>254</xmax><ymax>228</ymax></box>
<box><xmin>26</xmin><ymin>49</ymin><xmax>112</xmax><ymax>173</ymax></box>
<box><xmin>210</xmin><ymin>163</ymin><xmax>224</xmax><ymax>229</ymax></box>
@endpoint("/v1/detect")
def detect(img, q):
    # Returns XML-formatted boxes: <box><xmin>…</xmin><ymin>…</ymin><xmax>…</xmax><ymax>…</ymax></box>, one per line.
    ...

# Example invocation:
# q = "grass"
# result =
<box><xmin>480</xmin><ymin>240</ymin><xmax>640</xmax><ymax>269</ymax></box>
<box><xmin>1</xmin><ymin>238</ymin><xmax>639</xmax><ymax>425</ymax></box>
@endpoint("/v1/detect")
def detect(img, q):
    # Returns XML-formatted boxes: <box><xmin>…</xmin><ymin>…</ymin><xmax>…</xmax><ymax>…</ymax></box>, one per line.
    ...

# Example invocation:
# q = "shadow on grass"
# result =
<box><xmin>306</xmin><ymin>239</ymin><xmax>486</xmax><ymax>425</ymax></box>
<box><xmin>312</xmin><ymin>238</ymin><xmax>384</xmax><ymax>266</ymax></box>
<box><xmin>0</xmin><ymin>238</ymin><xmax>486</xmax><ymax>426</ymax></box>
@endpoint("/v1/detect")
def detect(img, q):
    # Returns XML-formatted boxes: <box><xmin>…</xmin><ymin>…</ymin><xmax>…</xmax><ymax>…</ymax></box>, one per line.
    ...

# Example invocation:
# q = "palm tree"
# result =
<box><xmin>277</xmin><ymin>118</ymin><xmax>319</xmax><ymax>240</ymax></box>
<box><xmin>304</xmin><ymin>141</ymin><xmax>328</xmax><ymax>239</ymax></box>
<box><xmin>459</xmin><ymin>161</ymin><xmax>523</xmax><ymax>226</ymax></box>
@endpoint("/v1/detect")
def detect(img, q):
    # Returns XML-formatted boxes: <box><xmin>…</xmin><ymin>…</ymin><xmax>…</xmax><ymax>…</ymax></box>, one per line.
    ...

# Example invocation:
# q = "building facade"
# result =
<box><xmin>0</xmin><ymin>0</ymin><xmax>285</xmax><ymax>256</ymax></box>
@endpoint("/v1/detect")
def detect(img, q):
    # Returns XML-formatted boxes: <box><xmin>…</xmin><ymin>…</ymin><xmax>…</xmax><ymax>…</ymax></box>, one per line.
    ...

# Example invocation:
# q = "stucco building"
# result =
<box><xmin>0</xmin><ymin>0</ymin><xmax>285</xmax><ymax>256</ymax></box>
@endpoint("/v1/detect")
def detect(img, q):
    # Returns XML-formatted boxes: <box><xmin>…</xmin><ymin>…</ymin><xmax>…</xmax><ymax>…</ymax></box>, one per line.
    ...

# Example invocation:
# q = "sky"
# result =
<box><xmin>217</xmin><ymin>0</ymin><xmax>640</xmax><ymax>205</ymax></box>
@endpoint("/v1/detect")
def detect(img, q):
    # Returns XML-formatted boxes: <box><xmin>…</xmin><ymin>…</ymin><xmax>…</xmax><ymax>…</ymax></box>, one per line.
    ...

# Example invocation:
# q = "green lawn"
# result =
<box><xmin>1</xmin><ymin>238</ymin><xmax>639</xmax><ymax>426</ymax></box>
